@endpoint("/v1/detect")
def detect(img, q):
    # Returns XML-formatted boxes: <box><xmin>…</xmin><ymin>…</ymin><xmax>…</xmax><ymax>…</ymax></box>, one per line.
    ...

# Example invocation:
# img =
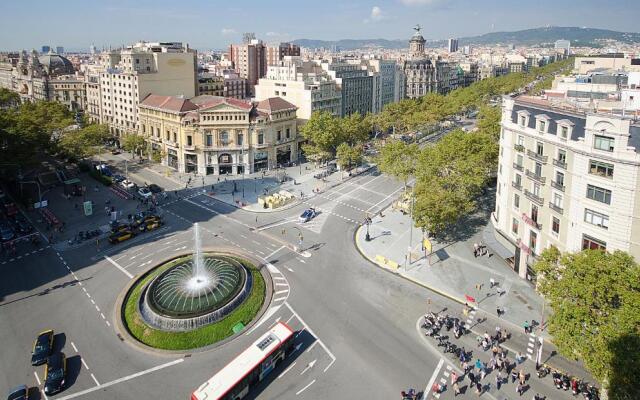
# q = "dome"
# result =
<box><xmin>37</xmin><ymin>53</ymin><xmax>74</xmax><ymax>76</ymax></box>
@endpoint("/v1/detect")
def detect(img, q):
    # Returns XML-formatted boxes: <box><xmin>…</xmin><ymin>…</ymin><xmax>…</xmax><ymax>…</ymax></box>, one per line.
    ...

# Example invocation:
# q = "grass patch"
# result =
<box><xmin>123</xmin><ymin>255</ymin><xmax>266</xmax><ymax>350</ymax></box>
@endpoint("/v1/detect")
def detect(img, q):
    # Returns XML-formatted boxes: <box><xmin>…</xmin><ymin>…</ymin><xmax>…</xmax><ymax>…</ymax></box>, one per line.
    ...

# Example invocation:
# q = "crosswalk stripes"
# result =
<box><xmin>527</xmin><ymin>332</ymin><xmax>536</xmax><ymax>359</ymax></box>
<box><xmin>430</xmin><ymin>363</ymin><xmax>455</xmax><ymax>399</ymax></box>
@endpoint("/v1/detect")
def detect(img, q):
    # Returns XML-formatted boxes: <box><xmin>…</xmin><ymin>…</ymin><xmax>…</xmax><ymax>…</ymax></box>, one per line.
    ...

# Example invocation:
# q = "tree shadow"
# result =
<box><xmin>608</xmin><ymin>333</ymin><xmax>640</xmax><ymax>400</ymax></box>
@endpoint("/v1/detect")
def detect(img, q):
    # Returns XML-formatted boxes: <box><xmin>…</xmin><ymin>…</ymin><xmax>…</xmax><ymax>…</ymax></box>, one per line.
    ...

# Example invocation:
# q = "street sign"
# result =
<box><xmin>34</xmin><ymin>200</ymin><xmax>48</xmax><ymax>209</ymax></box>
<box><xmin>83</xmin><ymin>201</ymin><xmax>93</xmax><ymax>216</ymax></box>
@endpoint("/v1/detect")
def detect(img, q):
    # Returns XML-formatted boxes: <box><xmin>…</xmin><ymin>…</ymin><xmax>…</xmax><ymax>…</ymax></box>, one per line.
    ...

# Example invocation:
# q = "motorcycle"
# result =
<box><xmin>552</xmin><ymin>371</ymin><xmax>563</xmax><ymax>389</ymax></box>
<box><xmin>536</xmin><ymin>366</ymin><xmax>550</xmax><ymax>378</ymax></box>
<box><xmin>562</xmin><ymin>374</ymin><xmax>570</xmax><ymax>390</ymax></box>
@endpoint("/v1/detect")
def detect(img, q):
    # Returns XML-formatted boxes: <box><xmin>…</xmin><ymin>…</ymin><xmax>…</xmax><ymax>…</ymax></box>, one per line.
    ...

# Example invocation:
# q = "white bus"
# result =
<box><xmin>191</xmin><ymin>322</ymin><xmax>295</xmax><ymax>400</ymax></box>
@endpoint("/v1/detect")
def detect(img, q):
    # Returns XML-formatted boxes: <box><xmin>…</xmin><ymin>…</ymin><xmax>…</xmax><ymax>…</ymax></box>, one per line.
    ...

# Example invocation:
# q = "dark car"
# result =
<box><xmin>31</xmin><ymin>329</ymin><xmax>54</xmax><ymax>366</ymax></box>
<box><xmin>112</xmin><ymin>174</ymin><xmax>126</xmax><ymax>183</ymax></box>
<box><xmin>148</xmin><ymin>184</ymin><xmax>163</xmax><ymax>194</ymax></box>
<box><xmin>6</xmin><ymin>384</ymin><xmax>28</xmax><ymax>400</ymax></box>
<box><xmin>13</xmin><ymin>217</ymin><xmax>33</xmax><ymax>234</ymax></box>
<box><xmin>44</xmin><ymin>353</ymin><xmax>66</xmax><ymax>395</ymax></box>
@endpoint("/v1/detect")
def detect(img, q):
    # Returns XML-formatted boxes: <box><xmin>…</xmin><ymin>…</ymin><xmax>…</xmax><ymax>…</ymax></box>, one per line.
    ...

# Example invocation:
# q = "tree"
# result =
<box><xmin>336</xmin><ymin>143</ymin><xmax>363</xmax><ymax>171</ymax></box>
<box><xmin>121</xmin><ymin>133</ymin><xmax>146</xmax><ymax>159</ymax></box>
<box><xmin>58</xmin><ymin>124</ymin><xmax>111</xmax><ymax>160</ymax></box>
<box><xmin>340</xmin><ymin>112</ymin><xmax>370</xmax><ymax>146</ymax></box>
<box><xmin>376</xmin><ymin>140</ymin><xmax>419</xmax><ymax>187</ymax></box>
<box><xmin>300</xmin><ymin>111</ymin><xmax>342</xmax><ymax>162</ymax></box>
<box><xmin>476</xmin><ymin>105</ymin><xmax>501</xmax><ymax>142</ymax></box>
<box><xmin>534</xmin><ymin>248</ymin><xmax>640</xmax><ymax>399</ymax></box>
<box><xmin>151</xmin><ymin>148</ymin><xmax>166</xmax><ymax>163</ymax></box>
<box><xmin>0</xmin><ymin>88</ymin><xmax>20</xmax><ymax>108</ymax></box>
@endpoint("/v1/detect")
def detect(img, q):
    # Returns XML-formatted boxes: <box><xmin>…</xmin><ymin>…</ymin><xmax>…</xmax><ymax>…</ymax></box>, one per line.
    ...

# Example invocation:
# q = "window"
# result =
<box><xmin>220</xmin><ymin>131</ymin><xmax>229</xmax><ymax>145</ymax></box>
<box><xmin>552</xmin><ymin>217</ymin><xmax>560</xmax><ymax>235</ymax></box>
<box><xmin>517</xmin><ymin>135</ymin><xmax>524</xmax><ymax>146</ymax></box>
<box><xmin>589</xmin><ymin>160</ymin><xmax>614</xmax><ymax>178</ymax></box>
<box><xmin>529</xmin><ymin>231</ymin><xmax>538</xmax><ymax>252</ymax></box>
<box><xmin>277</xmin><ymin>131</ymin><xmax>281</xmax><ymax>141</ymax></box>
<box><xmin>534</xmin><ymin>162</ymin><xmax>542</xmax><ymax>176</ymax></box>
<box><xmin>286</xmin><ymin>128</ymin><xmax>290</xmax><ymax>138</ymax></box>
<box><xmin>538</xmin><ymin>120</ymin><xmax>546</xmax><ymax>132</ymax></box>
<box><xmin>512</xmin><ymin>218</ymin><xmax>519</xmax><ymax>235</ymax></box>
<box><xmin>536</xmin><ymin>142</ymin><xmax>544</xmax><ymax>156</ymax></box>
<box><xmin>557</xmin><ymin>149</ymin><xmax>566</xmax><ymax>164</ymax></box>
<box><xmin>514</xmin><ymin>194</ymin><xmax>520</xmax><ymax>209</ymax></box>
<box><xmin>582</xmin><ymin>235</ymin><xmax>606</xmax><ymax>251</ymax></box>
<box><xmin>187</xmin><ymin>136</ymin><xmax>192</xmax><ymax>146</ymax></box>
<box><xmin>533</xmin><ymin>183</ymin><xmax>541</xmax><ymax>197</ymax></box>
<box><xmin>531</xmin><ymin>204</ymin><xmax>538</xmax><ymax>223</ymax></box>
<box><xmin>515</xmin><ymin>173</ymin><xmax>522</xmax><ymax>186</ymax></box>
<box><xmin>516</xmin><ymin>154</ymin><xmax>523</xmax><ymax>167</ymax></box>
<box><xmin>173</xmin><ymin>132</ymin><xmax>177</xmax><ymax>142</ymax></box>
<box><xmin>258</xmin><ymin>133</ymin><xmax>264</xmax><ymax>145</ymax></box>
<box><xmin>586</xmin><ymin>184</ymin><xmax>611</xmax><ymax>204</ymax></box>
<box><xmin>584</xmin><ymin>209</ymin><xmax>609</xmax><ymax>229</ymax></box>
<box><xmin>594</xmin><ymin>135</ymin><xmax>614</xmax><ymax>152</ymax></box>
<box><xmin>560</xmin><ymin>125</ymin><xmax>568</xmax><ymax>139</ymax></box>
<box><xmin>555</xmin><ymin>171</ymin><xmax>565</xmax><ymax>186</ymax></box>
<box><xmin>237</xmin><ymin>133</ymin><xmax>244</xmax><ymax>146</ymax></box>
<box><xmin>520</xmin><ymin>116</ymin><xmax>526</xmax><ymax>126</ymax></box>
<box><xmin>553</xmin><ymin>193</ymin><xmax>563</xmax><ymax>209</ymax></box>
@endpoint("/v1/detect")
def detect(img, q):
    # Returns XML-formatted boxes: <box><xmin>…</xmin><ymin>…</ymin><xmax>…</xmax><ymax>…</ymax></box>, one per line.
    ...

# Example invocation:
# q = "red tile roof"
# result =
<box><xmin>139</xmin><ymin>94</ymin><xmax>198</xmax><ymax>113</ymax></box>
<box><xmin>191</xmin><ymin>95</ymin><xmax>253</xmax><ymax>111</ymax></box>
<box><xmin>256</xmin><ymin>97</ymin><xmax>298</xmax><ymax>114</ymax></box>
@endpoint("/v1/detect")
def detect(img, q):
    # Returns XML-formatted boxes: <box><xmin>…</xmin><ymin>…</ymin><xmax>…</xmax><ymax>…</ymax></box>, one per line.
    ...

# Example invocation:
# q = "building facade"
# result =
<box><xmin>320</xmin><ymin>60</ymin><xmax>373</xmax><ymax>117</ymax></box>
<box><xmin>266</xmin><ymin>42</ymin><xmax>301</xmax><ymax>66</ymax></box>
<box><xmin>403</xmin><ymin>26</ymin><xmax>451</xmax><ymax>98</ymax></box>
<box><xmin>448</xmin><ymin>38</ymin><xmax>459</xmax><ymax>53</ymax></box>
<box><xmin>362</xmin><ymin>58</ymin><xmax>402</xmax><ymax>113</ymax></box>
<box><xmin>229</xmin><ymin>38</ymin><xmax>266</xmax><ymax>96</ymax></box>
<box><xmin>492</xmin><ymin>95</ymin><xmax>640</xmax><ymax>279</ymax></box>
<box><xmin>255</xmin><ymin>56</ymin><xmax>341</xmax><ymax>120</ymax></box>
<box><xmin>197</xmin><ymin>74</ymin><xmax>224</xmax><ymax>96</ymax></box>
<box><xmin>139</xmin><ymin>94</ymin><xmax>300</xmax><ymax>175</ymax></box>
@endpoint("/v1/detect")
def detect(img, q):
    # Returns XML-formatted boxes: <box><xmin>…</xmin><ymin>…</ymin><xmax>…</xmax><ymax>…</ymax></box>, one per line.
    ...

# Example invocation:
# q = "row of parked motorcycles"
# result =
<box><xmin>67</xmin><ymin>229</ymin><xmax>101</xmax><ymax>245</ymax></box>
<box><xmin>422</xmin><ymin>313</ymin><xmax>468</xmax><ymax>357</ymax></box>
<box><xmin>536</xmin><ymin>366</ymin><xmax>600</xmax><ymax>400</ymax></box>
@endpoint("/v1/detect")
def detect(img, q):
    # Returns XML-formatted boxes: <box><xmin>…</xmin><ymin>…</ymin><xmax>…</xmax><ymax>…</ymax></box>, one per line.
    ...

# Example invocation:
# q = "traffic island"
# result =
<box><xmin>121</xmin><ymin>253</ymin><xmax>266</xmax><ymax>351</ymax></box>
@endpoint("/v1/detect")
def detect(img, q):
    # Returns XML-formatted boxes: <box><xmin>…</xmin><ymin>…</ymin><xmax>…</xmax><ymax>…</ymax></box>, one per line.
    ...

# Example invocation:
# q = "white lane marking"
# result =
<box><xmin>100</xmin><ymin>313</ymin><xmax>106</xmax><ymax>320</ymax></box>
<box><xmin>106</xmin><ymin>321</ymin><xmax>111</xmax><ymax>327</ymax></box>
<box><xmin>297</xmin><ymin>258</ymin><xmax>306</xmax><ymax>264</ymax></box>
<box><xmin>81</xmin><ymin>358</ymin><xmax>90</xmax><ymax>370</ymax></box>
<box><xmin>300</xmin><ymin>359</ymin><xmax>316</xmax><ymax>375</ymax></box>
<box><xmin>296</xmin><ymin>379</ymin><xmax>316</xmax><ymax>395</ymax></box>
<box><xmin>284</xmin><ymin>302</ymin><xmax>336</xmax><ymax>372</ymax></box>
<box><xmin>274</xmin><ymin>283</ymin><xmax>289</xmax><ymax>287</ymax></box>
<box><xmin>273</xmin><ymin>296</ymin><xmax>288</xmax><ymax>302</ymax></box>
<box><xmin>252</xmin><ymin>240</ymin><xmax>261</xmax><ymax>246</ymax></box>
<box><xmin>90</xmin><ymin>299</ymin><xmax>95</xmax><ymax>305</ymax></box>
<box><xmin>273</xmin><ymin>276</ymin><xmax>287</xmax><ymax>281</ymax></box>
<box><xmin>366</xmin><ymin>185</ymin><xmax>404</xmax><ymax>212</ymax></box>
<box><xmin>277</xmin><ymin>361</ymin><xmax>297</xmax><ymax>379</ymax></box>
<box><xmin>34</xmin><ymin>371</ymin><xmax>42</xmax><ymax>385</ymax></box>
<box><xmin>285</xmin><ymin>314</ymin><xmax>295</xmax><ymax>324</ymax></box>
<box><xmin>274</xmin><ymin>290</ymin><xmax>288</xmax><ymax>295</ymax></box>
<box><xmin>71</xmin><ymin>342</ymin><xmax>78</xmax><ymax>352</ymax></box>
<box><xmin>255</xmin><ymin>218</ymin><xmax>296</xmax><ymax>232</ymax></box>
<box><xmin>245</xmin><ymin>305</ymin><xmax>281</xmax><ymax>335</ymax></box>
<box><xmin>95</xmin><ymin>305</ymin><xmax>100</xmax><ymax>312</ymax></box>
<box><xmin>305</xmin><ymin>342</ymin><xmax>318</xmax><ymax>353</ymax></box>
<box><xmin>56</xmin><ymin>359</ymin><xmax>184</xmax><ymax>400</ymax></box>
<box><xmin>424</xmin><ymin>359</ymin><xmax>445</xmax><ymax>398</ymax></box>
<box><xmin>240</xmin><ymin>234</ymin><xmax>248</xmax><ymax>239</ymax></box>
<box><xmin>91</xmin><ymin>373</ymin><xmax>100</xmax><ymax>386</ymax></box>
<box><xmin>104</xmin><ymin>256</ymin><xmax>134</xmax><ymax>279</ymax></box>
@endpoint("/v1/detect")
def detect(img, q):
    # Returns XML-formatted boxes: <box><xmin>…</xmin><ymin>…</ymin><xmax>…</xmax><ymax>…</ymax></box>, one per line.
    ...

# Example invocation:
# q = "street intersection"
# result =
<box><xmin>1</xmin><ymin>162</ymin><xmax>588</xmax><ymax>400</ymax></box>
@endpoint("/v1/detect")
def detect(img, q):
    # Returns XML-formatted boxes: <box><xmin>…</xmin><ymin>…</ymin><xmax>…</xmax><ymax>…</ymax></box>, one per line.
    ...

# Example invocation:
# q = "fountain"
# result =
<box><xmin>138</xmin><ymin>224</ymin><xmax>253</xmax><ymax>332</ymax></box>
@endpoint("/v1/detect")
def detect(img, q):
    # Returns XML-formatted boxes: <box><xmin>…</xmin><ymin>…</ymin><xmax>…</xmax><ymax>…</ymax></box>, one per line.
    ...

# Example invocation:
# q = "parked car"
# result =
<box><xmin>6</xmin><ymin>384</ymin><xmax>29</xmax><ymax>400</ymax></box>
<box><xmin>112</xmin><ymin>174</ymin><xmax>126</xmax><ymax>183</ymax></box>
<box><xmin>298</xmin><ymin>208</ymin><xmax>317</xmax><ymax>223</ymax></box>
<box><xmin>137</xmin><ymin>187</ymin><xmax>152</xmax><ymax>199</ymax></box>
<box><xmin>95</xmin><ymin>164</ymin><xmax>113</xmax><ymax>177</ymax></box>
<box><xmin>44</xmin><ymin>353</ymin><xmax>66</xmax><ymax>395</ymax></box>
<box><xmin>31</xmin><ymin>329</ymin><xmax>54</xmax><ymax>366</ymax></box>
<box><xmin>13</xmin><ymin>216</ymin><xmax>33</xmax><ymax>234</ymax></box>
<box><xmin>120</xmin><ymin>179</ymin><xmax>135</xmax><ymax>189</ymax></box>
<box><xmin>109</xmin><ymin>230</ymin><xmax>135</xmax><ymax>244</ymax></box>
<box><xmin>0</xmin><ymin>222</ymin><xmax>15</xmax><ymax>242</ymax></box>
<box><xmin>148</xmin><ymin>184</ymin><xmax>163</xmax><ymax>194</ymax></box>
<box><xmin>138</xmin><ymin>219</ymin><xmax>163</xmax><ymax>232</ymax></box>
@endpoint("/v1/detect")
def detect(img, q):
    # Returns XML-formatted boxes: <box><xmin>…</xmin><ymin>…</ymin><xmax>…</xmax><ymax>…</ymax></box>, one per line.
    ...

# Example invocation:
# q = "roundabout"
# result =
<box><xmin>121</xmin><ymin>224</ymin><xmax>267</xmax><ymax>350</ymax></box>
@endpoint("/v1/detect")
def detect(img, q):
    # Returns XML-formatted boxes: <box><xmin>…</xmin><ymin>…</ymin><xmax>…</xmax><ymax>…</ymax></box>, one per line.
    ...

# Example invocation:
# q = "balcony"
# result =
<box><xmin>513</xmin><ymin>162</ymin><xmax>523</xmax><ymax>172</ymax></box>
<box><xmin>524</xmin><ymin>189</ymin><xmax>544</xmax><ymax>206</ymax></box>
<box><xmin>527</xmin><ymin>149</ymin><xmax>548</xmax><ymax>163</ymax></box>
<box><xmin>549</xmin><ymin>202</ymin><xmax>564</xmax><ymax>215</ymax></box>
<box><xmin>521</xmin><ymin>213</ymin><xmax>542</xmax><ymax>230</ymax></box>
<box><xmin>551</xmin><ymin>180</ymin><xmax>565</xmax><ymax>192</ymax></box>
<box><xmin>514</xmin><ymin>144</ymin><xmax>525</xmax><ymax>153</ymax></box>
<box><xmin>511</xmin><ymin>181</ymin><xmax>522</xmax><ymax>191</ymax></box>
<box><xmin>553</xmin><ymin>158</ymin><xmax>567</xmax><ymax>169</ymax></box>
<box><xmin>183</xmin><ymin>144</ymin><xmax>196</xmax><ymax>151</ymax></box>
<box><xmin>525</xmin><ymin>169</ymin><xmax>546</xmax><ymax>184</ymax></box>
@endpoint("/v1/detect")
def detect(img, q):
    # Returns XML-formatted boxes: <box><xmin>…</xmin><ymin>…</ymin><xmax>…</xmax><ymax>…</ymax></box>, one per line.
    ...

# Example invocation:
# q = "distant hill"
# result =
<box><xmin>292</xmin><ymin>26</ymin><xmax>640</xmax><ymax>50</ymax></box>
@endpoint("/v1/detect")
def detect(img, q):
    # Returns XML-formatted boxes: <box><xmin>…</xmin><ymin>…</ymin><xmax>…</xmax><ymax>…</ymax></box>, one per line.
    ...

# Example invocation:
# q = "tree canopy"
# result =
<box><xmin>534</xmin><ymin>248</ymin><xmax>640</xmax><ymax>400</ymax></box>
<box><xmin>58</xmin><ymin>124</ymin><xmax>111</xmax><ymax>160</ymax></box>
<box><xmin>301</xmin><ymin>111</ymin><xmax>371</xmax><ymax>162</ymax></box>
<box><xmin>121</xmin><ymin>133</ymin><xmax>146</xmax><ymax>158</ymax></box>
<box><xmin>376</xmin><ymin>140</ymin><xmax>419</xmax><ymax>187</ymax></box>
<box><xmin>336</xmin><ymin>143</ymin><xmax>363</xmax><ymax>171</ymax></box>
<box><xmin>0</xmin><ymin>88</ymin><xmax>20</xmax><ymax>108</ymax></box>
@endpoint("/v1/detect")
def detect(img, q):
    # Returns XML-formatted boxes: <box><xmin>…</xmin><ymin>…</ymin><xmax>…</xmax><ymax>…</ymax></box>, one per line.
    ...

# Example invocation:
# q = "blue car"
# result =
<box><xmin>298</xmin><ymin>208</ymin><xmax>317</xmax><ymax>223</ymax></box>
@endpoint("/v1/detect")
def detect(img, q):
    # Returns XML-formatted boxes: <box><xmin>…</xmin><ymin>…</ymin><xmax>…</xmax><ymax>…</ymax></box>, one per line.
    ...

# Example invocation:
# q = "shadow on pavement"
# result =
<box><xmin>65</xmin><ymin>354</ymin><xmax>82</xmax><ymax>390</ymax></box>
<box><xmin>52</xmin><ymin>332</ymin><xmax>66</xmax><ymax>353</ymax></box>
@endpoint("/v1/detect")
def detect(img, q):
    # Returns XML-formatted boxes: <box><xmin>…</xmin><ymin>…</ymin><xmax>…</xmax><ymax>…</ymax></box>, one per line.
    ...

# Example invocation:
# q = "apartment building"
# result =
<box><xmin>96</xmin><ymin>41</ymin><xmax>197</xmax><ymax>136</ymax></box>
<box><xmin>320</xmin><ymin>59</ymin><xmax>373</xmax><ymax>117</ymax></box>
<box><xmin>197</xmin><ymin>73</ymin><xmax>224</xmax><ymax>96</ymax></box>
<box><xmin>229</xmin><ymin>38</ymin><xmax>266</xmax><ymax>96</ymax></box>
<box><xmin>492</xmin><ymin>95</ymin><xmax>640</xmax><ymax>280</ymax></box>
<box><xmin>138</xmin><ymin>94</ymin><xmax>299</xmax><ymax>175</ymax></box>
<box><xmin>266</xmin><ymin>42</ymin><xmax>300</xmax><ymax>66</ymax></box>
<box><xmin>361</xmin><ymin>58</ymin><xmax>403</xmax><ymax>113</ymax></box>
<box><xmin>255</xmin><ymin>56</ymin><xmax>341</xmax><ymax>120</ymax></box>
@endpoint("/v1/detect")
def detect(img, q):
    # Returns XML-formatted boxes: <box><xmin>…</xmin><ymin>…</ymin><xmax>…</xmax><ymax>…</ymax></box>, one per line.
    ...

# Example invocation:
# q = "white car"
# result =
<box><xmin>120</xmin><ymin>179</ymin><xmax>135</xmax><ymax>189</ymax></box>
<box><xmin>138</xmin><ymin>187</ymin><xmax>152</xmax><ymax>199</ymax></box>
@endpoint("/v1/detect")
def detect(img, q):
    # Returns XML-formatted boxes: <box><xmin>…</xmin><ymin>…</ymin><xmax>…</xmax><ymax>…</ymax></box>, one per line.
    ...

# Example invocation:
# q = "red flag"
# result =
<box><xmin>465</xmin><ymin>294</ymin><xmax>476</xmax><ymax>303</ymax></box>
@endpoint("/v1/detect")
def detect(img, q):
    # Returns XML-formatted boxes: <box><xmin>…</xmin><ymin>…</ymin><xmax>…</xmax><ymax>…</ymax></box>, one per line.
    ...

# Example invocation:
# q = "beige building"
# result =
<box><xmin>255</xmin><ymin>56</ymin><xmax>341</xmax><ymax>120</ymax></box>
<box><xmin>197</xmin><ymin>74</ymin><xmax>224</xmax><ymax>96</ymax></box>
<box><xmin>229</xmin><ymin>38</ymin><xmax>266</xmax><ymax>96</ymax></box>
<box><xmin>91</xmin><ymin>41</ymin><xmax>197</xmax><ymax>137</ymax></box>
<box><xmin>138</xmin><ymin>94</ymin><xmax>299</xmax><ymax>175</ymax></box>
<box><xmin>266</xmin><ymin>42</ymin><xmax>301</xmax><ymax>66</ymax></box>
<box><xmin>492</xmin><ymin>95</ymin><xmax>640</xmax><ymax>280</ymax></box>
<box><xmin>574</xmin><ymin>55</ymin><xmax>640</xmax><ymax>74</ymax></box>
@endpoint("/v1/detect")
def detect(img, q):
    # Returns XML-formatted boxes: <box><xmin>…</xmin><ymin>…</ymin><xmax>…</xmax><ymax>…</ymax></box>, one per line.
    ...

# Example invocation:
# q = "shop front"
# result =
<box><xmin>253</xmin><ymin>151</ymin><xmax>268</xmax><ymax>172</ymax></box>
<box><xmin>276</xmin><ymin>145</ymin><xmax>292</xmax><ymax>167</ymax></box>
<box><xmin>167</xmin><ymin>149</ymin><xmax>178</xmax><ymax>170</ymax></box>
<box><xmin>218</xmin><ymin>153</ymin><xmax>233</xmax><ymax>175</ymax></box>
<box><xmin>185</xmin><ymin>154</ymin><xmax>198</xmax><ymax>173</ymax></box>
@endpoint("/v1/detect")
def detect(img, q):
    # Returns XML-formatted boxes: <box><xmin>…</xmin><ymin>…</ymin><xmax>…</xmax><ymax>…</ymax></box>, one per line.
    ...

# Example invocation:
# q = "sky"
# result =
<box><xmin>1</xmin><ymin>0</ymin><xmax>639</xmax><ymax>51</ymax></box>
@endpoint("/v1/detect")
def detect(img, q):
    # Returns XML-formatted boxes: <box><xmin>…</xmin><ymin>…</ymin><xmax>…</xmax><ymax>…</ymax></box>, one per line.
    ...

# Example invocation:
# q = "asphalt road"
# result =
<box><xmin>1</xmin><ymin>165</ymin><xmax>574</xmax><ymax>400</ymax></box>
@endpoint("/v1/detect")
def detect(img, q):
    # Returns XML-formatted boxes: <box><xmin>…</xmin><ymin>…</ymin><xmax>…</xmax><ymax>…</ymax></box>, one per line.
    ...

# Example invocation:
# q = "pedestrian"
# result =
<box><xmin>516</xmin><ymin>383</ymin><xmax>524</xmax><ymax>396</ymax></box>
<box><xmin>496</xmin><ymin>372</ymin><xmax>502</xmax><ymax>390</ymax></box>
<box><xmin>496</xmin><ymin>357</ymin><xmax>503</xmax><ymax>371</ymax></box>
<box><xmin>475</xmin><ymin>381</ymin><xmax>482</xmax><ymax>396</ymax></box>
<box><xmin>468</xmin><ymin>371</ymin><xmax>475</xmax><ymax>384</ymax></box>
<box><xmin>497</xmin><ymin>307</ymin><xmax>503</xmax><ymax>317</ymax></box>
<box><xmin>519</xmin><ymin>369</ymin><xmax>526</xmax><ymax>385</ymax></box>
<box><xmin>511</xmin><ymin>369</ymin><xmax>518</xmax><ymax>383</ymax></box>
<box><xmin>453</xmin><ymin>381</ymin><xmax>460</xmax><ymax>397</ymax></box>
<box><xmin>473</xmin><ymin>242</ymin><xmax>479</xmax><ymax>257</ymax></box>
<box><xmin>475</xmin><ymin>359</ymin><xmax>482</xmax><ymax>372</ymax></box>
<box><xmin>516</xmin><ymin>352</ymin><xmax>524</xmax><ymax>364</ymax></box>
<box><xmin>462</xmin><ymin>360</ymin><xmax>469</xmax><ymax>373</ymax></box>
<box><xmin>523</xmin><ymin>320</ymin><xmax>530</xmax><ymax>334</ymax></box>
<box><xmin>489</xmin><ymin>277</ymin><xmax>496</xmax><ymax>288</ymax></box>
<box><xmin>451</xmin><ymin>371</ymin><xmax>457</xmax><ymax>385</ymax></box>
<box><xmin>489</xmin><ymin>357</ymin><xmax>496</xmax><ymax>370</ymax></box>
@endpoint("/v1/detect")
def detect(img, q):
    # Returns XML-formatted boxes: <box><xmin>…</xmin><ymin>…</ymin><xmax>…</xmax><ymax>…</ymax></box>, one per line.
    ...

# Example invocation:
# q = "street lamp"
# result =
<box><xmin>364</xmin><ymin>216</ymin><xmax>372</xmax><ymax>241</ymax></box>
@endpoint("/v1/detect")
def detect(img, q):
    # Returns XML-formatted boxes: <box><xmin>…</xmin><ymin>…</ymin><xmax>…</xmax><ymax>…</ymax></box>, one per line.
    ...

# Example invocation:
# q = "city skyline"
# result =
<box><xmin>1</xmin><ymin>0</ymin><xmax>639</xmax><ymax>51</ymax></box>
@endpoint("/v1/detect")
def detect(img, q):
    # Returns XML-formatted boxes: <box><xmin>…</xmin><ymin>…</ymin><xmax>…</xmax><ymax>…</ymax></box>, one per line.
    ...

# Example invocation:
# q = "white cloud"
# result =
<box><xmin>364</xmin><ymin>6</ymin><xmax>385</xmax><ymax>23</ymax></box>
<box><xmin>398</xmin><ymin>0</ymin><xmax>445</xmax><ymax>5</ymax></box>
<box><xmin>221</xmin><ymin>28</ymin><xmax>236</xmax><ymax>36</ymax></box>
<box><xmin>265</xmin><ymin>32</ymin><xmax>280</xmax><ymax>37</ymax></box>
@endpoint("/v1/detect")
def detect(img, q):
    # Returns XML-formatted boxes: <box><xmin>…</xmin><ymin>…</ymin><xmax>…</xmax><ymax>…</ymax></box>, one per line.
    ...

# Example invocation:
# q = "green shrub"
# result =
<box><xmin>88</xmin><ymin>168</ymin><xmax>112</xmax><ymax>186</ymax></box>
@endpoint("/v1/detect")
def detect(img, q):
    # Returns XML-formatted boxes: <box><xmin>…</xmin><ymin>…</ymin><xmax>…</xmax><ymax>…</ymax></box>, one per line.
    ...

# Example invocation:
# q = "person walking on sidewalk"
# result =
<box><xmin>519</xmin><ymin>369</ymin><xmax>526</xmax><ymax>385</ymax></box>
<box><xmin>495</xmin><ymin>372</ymin><xmax>502</xmax><ymax>390</ymax></box>
<box><xmin>451</xmin><ymin>372</ymin><xmax>457</xmax><ymax>386</ymax></box>
<box><xmin>516</xmin><ymin>383</ymin><xmax>524</xmax><ymax>396</ymax></box>
<box><xmin>452</xmin><ymin>381</ymin><xmax>460</xmax><ymax>397</ymax></box>
<box><xmin>523</xmin><ymin>320</ymin><xmax>530</xmax><ymax>334</ymax></box>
